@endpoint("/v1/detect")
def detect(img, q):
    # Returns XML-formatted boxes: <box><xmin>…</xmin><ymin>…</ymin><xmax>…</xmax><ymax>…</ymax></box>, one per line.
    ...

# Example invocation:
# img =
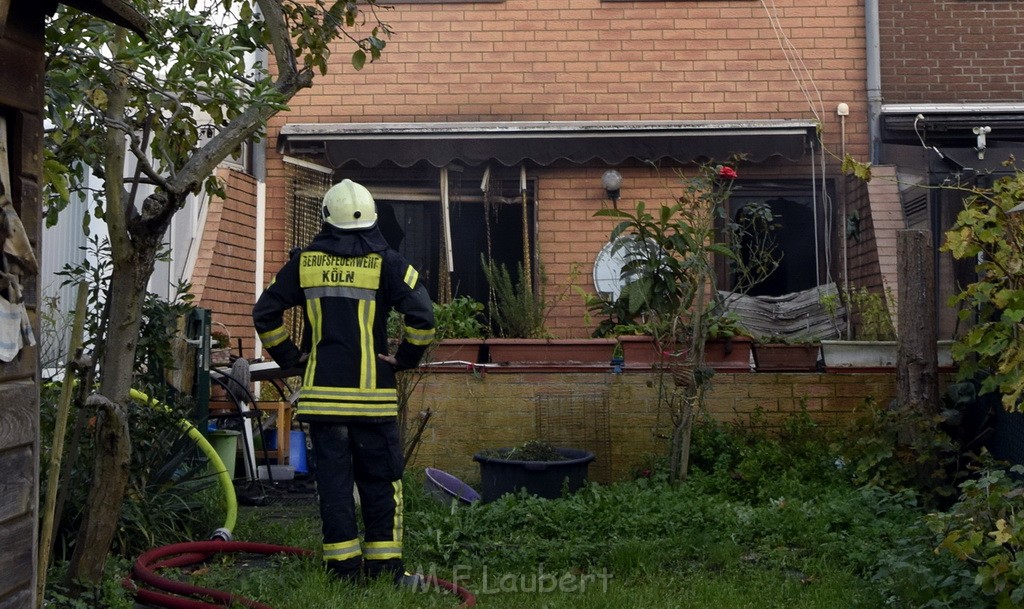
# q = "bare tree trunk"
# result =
<box><xmin>668</xmin><ymin>417</ymin><xmax>683</xmax><ymax>484</ymax></box>
<box><xmin>668</xmin><ymin>387</ymin><xmax>698</xmax><ymax>485</ymax></box>
<box><xmin>65</xmin><ymin>251</ymin><xmax>154</xmax><ymax>584</ymax></box>
<box><xmin>64</xmin><ymin>396</ymin><xmax>130</xmax><ymax>585</ymax></box>
<box><xmin>675</xmin><ymin>394</ymin><xmax>696</xmax><ymax>483</ymax></box>
<box><xmin>58</xmin><ymin>1</ymin><xmax>336</xmax><ymax>585</ymax></box>
<box><xmin>896</xmin><ymin>230</ymin><xmax>939</xmax><ymax>414</ymax></box>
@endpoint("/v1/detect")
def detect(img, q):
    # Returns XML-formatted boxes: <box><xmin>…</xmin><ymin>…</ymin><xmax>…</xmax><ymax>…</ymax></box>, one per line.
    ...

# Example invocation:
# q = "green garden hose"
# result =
<box><xmin>128</xmin><ymin>388</ymin><xmax>237</xmax><ymax>538</ymax></box>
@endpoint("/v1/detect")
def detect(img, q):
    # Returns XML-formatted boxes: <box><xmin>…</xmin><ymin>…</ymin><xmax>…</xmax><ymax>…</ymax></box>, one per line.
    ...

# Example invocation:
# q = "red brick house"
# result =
<box><xmin>190</xmin><ymin>1</ymin><xmax>1024</xmax><ymax>351</ymax></box>
<box><xmin>183</xmin><ymin>0</ymin><xmax>996</xmax><ymax>484</ymax></box>
<box><xmin>201</xmin><ymin>0</ymin><xmax>880</xmax><ymax>343</ymax></box>
<box><xmin>875</xmin><ymin>0</ymin><xmax>1024</xmax><ymax>338</ymax></box>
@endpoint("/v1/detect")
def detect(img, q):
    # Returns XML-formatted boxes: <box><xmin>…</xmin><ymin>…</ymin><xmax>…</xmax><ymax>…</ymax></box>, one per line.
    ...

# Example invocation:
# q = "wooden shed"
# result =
<box><xmin>0</xmin><ymin>1</ymin><xmax>145</xmax><ymax>607</ymax></box>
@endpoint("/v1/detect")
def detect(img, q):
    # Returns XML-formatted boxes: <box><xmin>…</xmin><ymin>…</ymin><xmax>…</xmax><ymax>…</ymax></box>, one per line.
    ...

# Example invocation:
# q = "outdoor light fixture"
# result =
<box><xmin>602</xmin><ymin>169</ymin><xmax>622</xmax><ymax>206</ymax></box>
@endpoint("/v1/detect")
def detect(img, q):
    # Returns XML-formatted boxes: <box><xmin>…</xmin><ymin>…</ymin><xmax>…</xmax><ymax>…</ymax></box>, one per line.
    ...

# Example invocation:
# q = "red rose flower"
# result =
<box><xmin>718</xmin><ymin>166</ymin><xmax>738</xmax><ymax>179</ymax></box>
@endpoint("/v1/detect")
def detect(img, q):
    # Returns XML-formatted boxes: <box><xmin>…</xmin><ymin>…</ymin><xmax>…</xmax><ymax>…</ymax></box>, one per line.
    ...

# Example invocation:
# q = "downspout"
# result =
<box><xmin>865</xmin><ymin>0</ymin><xmax>882</xmax><ymax>164</ymax></box>
<box><xmin>252</xmin><ymin>43</ymin><xmax>268</xmax><ymax>360</ymax></box>
<box><xmin>254</xmin><ymin>181</ymin><xmax>266</xmax><ymax>358</ymax></box>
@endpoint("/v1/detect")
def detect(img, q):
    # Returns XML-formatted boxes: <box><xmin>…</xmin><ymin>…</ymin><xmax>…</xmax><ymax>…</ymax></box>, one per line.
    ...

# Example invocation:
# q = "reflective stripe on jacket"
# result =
<box><xmin>254</xmin><ymin>246</ymin><xmax>435</xmax><ymax>422</ymax></box>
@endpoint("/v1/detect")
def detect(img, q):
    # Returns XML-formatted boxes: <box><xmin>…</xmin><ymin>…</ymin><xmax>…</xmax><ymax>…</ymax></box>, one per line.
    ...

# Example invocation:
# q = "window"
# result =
<box><xmin>719</xmin><ymin>180</ymin><xmax>833</xmax><ymax>297</ymax></box>
<box><xmin>372</xmin><ymin>172</ymin><xmax>536</xmax><ymax>309</ymax></box>
<box><xmin>287</xmin><ymin>162</ymin><xmax>536</xmax><ymax>312</ymax></box>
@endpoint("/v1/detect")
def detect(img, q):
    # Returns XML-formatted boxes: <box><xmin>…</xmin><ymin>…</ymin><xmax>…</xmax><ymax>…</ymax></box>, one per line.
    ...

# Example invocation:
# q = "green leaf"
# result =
<box><xmin>351</xmin><ymin>49</ymin><xmax>366</xmax><ymax>70</ymax></box>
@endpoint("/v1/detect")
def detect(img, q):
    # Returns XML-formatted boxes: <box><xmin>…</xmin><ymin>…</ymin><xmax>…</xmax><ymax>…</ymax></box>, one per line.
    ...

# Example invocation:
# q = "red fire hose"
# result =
<box><xmin>124</xmin><ymin>540</ymin><xmax>477</xmax><ymax>608</ymax></box>
<box><xmin>124</xmin><ymin>390</ymin><xmax>476</xmax><ymax>608</ymax></box>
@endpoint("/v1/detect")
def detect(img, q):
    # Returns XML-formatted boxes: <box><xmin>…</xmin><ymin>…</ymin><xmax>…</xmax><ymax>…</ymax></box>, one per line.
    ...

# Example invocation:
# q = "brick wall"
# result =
<box><xmin>271</xmin><ymin>0</ymin><xmax>867</xmax><ymax>151</ymax></box>
<box><xmin>405</xmin><ymin>368</ymin><xmax>898</xmax><ymax>484</ymax></box>
<box><xmin>865</xmin><ymin>166</ymin><xmax>903</xmax><ymax>314</ymax></box>
<box><xmin>261</xmin><ymin>0</ymin><xmax>873</xmax><ymax>337</ymax></box>
<box><xmin>192</xmin><ymin>169</ymin><xmax>259</xmax><ymax>355</ymax></box>
<box><xmin>879</xmin><ymin>1</ymin><xmax>1024</xmax><ymax>103</ymax></box>
<box><xmin>842</xmin><ymin>166</ymin><xmax>902</xmax><ymax>332</ymax></box>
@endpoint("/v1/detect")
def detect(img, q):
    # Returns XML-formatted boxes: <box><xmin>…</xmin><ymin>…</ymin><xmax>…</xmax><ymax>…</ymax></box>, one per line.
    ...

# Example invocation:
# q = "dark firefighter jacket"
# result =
<box><xmin>253</xmin><ymin>224</ymin><xmax>435</xmax><ymax>422</ymax></box>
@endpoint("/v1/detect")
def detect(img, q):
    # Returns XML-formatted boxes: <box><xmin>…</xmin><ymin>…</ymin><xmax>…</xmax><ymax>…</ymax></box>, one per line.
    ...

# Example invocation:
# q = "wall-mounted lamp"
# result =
<box><xmin>601</xmin><ymin>169</ymin><xmax>622</xmax><ymax>206</ymax></box>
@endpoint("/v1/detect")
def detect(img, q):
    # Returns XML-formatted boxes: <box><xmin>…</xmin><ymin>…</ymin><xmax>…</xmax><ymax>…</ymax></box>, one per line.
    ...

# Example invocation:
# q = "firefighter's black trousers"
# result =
<box><xmin>309</xmin><ymin>420</ymin><xmax>404</xmax><ymax>580</ymax></box>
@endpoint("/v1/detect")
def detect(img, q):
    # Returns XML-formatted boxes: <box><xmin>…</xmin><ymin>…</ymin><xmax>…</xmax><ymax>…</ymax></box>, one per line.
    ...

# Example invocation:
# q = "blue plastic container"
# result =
<box><xmin>289</xmin><ymin>430</ymin><xmax>308</xmax><ymax>473</ymax></box>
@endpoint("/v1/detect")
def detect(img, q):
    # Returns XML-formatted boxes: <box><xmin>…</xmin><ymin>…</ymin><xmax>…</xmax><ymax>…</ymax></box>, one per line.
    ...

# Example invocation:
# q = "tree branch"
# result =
<box><xmin>167</xmin><ymin>0</ymin><xmax>315</xmax><ymax>195</ymax></box>
<box><xmin>102</xmin><ymin>30</ymin><xmax>132</xmax><ymax>266</ymax></box>
<box><xmin>257</xmin><ymin>0</ymin><xmax>299</xmax><ymax>85</ymax></box>
<box><xmin>126</xmin><ymin>129</ymin><xmax>171</xmax><ymax>193</ymax></box>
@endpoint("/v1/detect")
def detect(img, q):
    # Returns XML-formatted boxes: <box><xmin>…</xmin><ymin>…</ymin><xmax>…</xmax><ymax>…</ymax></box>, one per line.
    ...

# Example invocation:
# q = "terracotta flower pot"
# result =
<box><xmin>752</xmin><ymin>343</ymin><xmax>821</xmax><ymax>372</ymax></box>
<box><xmin>704</xmin><ymin>336</ymin><xmax>753</xmax><ymax>372</ymax></box>
<box><xmin>484</xmin><ymin>338</ymin><xmax>616</xmax><ymax>365</ymax></box>
<box><xmin>617</xmin><ymin>335</ymin><xmax>661</xmax><ymax>368</ymax></box>
<box><xmin>427</xmin><ymin>339</ymin><xmax>484</xmax><ymax>364</ymax></box>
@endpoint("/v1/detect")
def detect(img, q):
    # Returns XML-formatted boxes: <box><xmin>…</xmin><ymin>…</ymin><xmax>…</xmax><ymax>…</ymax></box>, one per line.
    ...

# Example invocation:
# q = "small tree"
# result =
<box><xmin>45</xmin><ymin>0</ymin><xmax>390</xmax><ymax>585</ymax></box>
<box><xmin>942</xmin><ymin>163</ymin><xmax>1024</xmax><ymax>411</ymax></box>
<box><xmin>594</xmin><ymin>164</ymin><xmax>779</xmax><ymax>483</ymax></box>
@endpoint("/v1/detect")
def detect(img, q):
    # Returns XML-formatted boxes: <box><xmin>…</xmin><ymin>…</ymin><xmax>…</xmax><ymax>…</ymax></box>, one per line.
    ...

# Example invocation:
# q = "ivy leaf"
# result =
<box><xmin>990</xmin><ymin>519</ymin><xmax>1013</xmax><ymax>545</ymax></box>
<box><xmin>841</xmin><ymin>154</ymin><xmax>872</xmax><ymax>181</ymax></box>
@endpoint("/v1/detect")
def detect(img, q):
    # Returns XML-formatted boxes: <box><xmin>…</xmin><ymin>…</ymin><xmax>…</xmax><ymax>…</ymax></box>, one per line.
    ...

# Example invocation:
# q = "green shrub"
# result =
<box><xmin>481</xmin><ymin>257</ymin><xmax>548</xmax><ymax>338</ymax></box>
<box><xmin>44</xmin><ymin>556</ymin><xmax>135</xmax><ymax>609</ymax></box>
<box><xmin>687</xmin><ymin>407</ymin><xmax>840</xmax><ymax>502</ymax></box>
<box><xmin>942</xmin><ymin>167</ymin><xmax>1024</xmax><ymax>411</ymax></box>
<box><xmin>833</xmin><ymin>399</ymin><xmax>962</xmax><ymax>506</ymax></box>
<box><xmin>433</xmin><ymin>296</ymin><xmax>487</xmax><ymax>339</ymax></box>
<box><xmin>846</xmin><ymin>286</ymin><xmax>896</xmax><ymax>341</ymax></box>
<box><xmin>928</xmin><ymin>464</ymin><xmax>1024</xmax><ymax>608</ymax></box>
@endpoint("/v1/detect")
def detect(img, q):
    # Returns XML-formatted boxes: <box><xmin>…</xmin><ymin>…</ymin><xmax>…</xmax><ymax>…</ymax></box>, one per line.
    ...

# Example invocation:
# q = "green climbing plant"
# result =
<box><xmin>941</xmin><ymin>162</ymin><xmax>1024</xmax><ymax>411</ymax></box>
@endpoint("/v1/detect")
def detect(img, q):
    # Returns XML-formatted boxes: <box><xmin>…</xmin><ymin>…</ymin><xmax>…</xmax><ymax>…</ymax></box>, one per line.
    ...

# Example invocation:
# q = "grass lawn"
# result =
<box><xmin>185</xmin><ymin>538</ymin><xmax>885</xmax><ymax>608</ymax></box>
<box><xmin>54</xmin><ymin>409</ymin><xmax>1013</xmax><ymax>609</ymax></box>
<box><xmin>184</xmin><ymin>454</ymin><xmax>909</xmax><ymax>609</ymax></box>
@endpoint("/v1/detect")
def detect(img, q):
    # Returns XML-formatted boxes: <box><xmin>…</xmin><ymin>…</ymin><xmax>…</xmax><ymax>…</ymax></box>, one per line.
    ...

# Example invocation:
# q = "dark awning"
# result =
<box><xmin>278</xmin><ymin>120</ymin><xmax>817</xmax><ymax>169</ymax></box>
<box><xmin>882</xmin><ymin>104</ymin><xmax>1024</xmax><ymax>146</ymax></box>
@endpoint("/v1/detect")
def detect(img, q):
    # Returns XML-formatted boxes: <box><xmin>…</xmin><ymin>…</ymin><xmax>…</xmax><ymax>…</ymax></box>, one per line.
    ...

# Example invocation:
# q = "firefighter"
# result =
<box><xmin>253</xmin><ymin>179</ymin><xmax>435</xmax><ymax>584</ymax></box>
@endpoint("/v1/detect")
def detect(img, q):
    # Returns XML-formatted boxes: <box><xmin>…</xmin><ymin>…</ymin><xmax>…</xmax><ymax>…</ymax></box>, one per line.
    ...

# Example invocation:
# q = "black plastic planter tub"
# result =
<box><xmin>473</xmin><ymin>447</ymin><xmax>595</xmax><ymax>503</ymax></box>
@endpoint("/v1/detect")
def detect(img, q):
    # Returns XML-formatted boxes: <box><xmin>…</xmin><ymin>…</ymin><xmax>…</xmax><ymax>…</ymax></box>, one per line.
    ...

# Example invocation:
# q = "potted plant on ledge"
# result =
<box><xmin>427</xmin><ymin>295</ymin><xmax>488</xmax><ymax>365</ymax></box>
<box><xmin>704</xmin><ymin>311</ymin><xmax>754</xmax><ymax>372</ymax></box>
<box><xmin>820</xmin><ymin>286</ymin><xmax>898</xmax><ymax>369</ymax></box>
<box><xmin>751</xmin><ymin>333</ymin><xmax>821</xmax><ymax>372</ymax></box>
<box><xmin>483</xmin><ymin>258</ymin><xmax>617</xmax><ymax>365</ymax></box>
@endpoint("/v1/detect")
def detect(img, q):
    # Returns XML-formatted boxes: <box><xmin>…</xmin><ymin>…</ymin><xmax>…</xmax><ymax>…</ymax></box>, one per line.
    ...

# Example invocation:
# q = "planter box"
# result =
<box><xmin>821</xmin><ymin>340</ymin><xmax>958</xmax><ymax>371</ymax></box>
<box><xmin>820</xmin><ymin>340</ymin><xmax>897</xmax><ymax>369</ymax></box>
<box><xmin>485</xmin><ymin>338</ymin><xmax>616</xmax><ymax>365</ymax></box>
<box><xmin>617</xmin><ymin>335</ymin><xmax>661</xmax><ymax>368</ymax></box>
<box><xmin>704</xmin><ymin>336</ymin><xmax>753</xmax><ymax>372</ymax></box>
<box><xmin>473</xmin><ymin>447</ymin><xmax>595</xmax><ymax>502</ymax></box>
<box><xmin>752</xmin><ymin>343</ymin><xmax>821</xmax><ymax>372</ymax></box>
<box><xmin>426</xmin><ymin>339</ymin><xmax>484</xmax><ymax>365</ymax></box>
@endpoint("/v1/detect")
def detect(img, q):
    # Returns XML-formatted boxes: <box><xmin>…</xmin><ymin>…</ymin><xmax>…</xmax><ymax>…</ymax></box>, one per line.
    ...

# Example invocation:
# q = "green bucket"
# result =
<box><xmin>207</xmin><ymin>430</ymin><xmax>240</xmax><ymax>479</ymax></box>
